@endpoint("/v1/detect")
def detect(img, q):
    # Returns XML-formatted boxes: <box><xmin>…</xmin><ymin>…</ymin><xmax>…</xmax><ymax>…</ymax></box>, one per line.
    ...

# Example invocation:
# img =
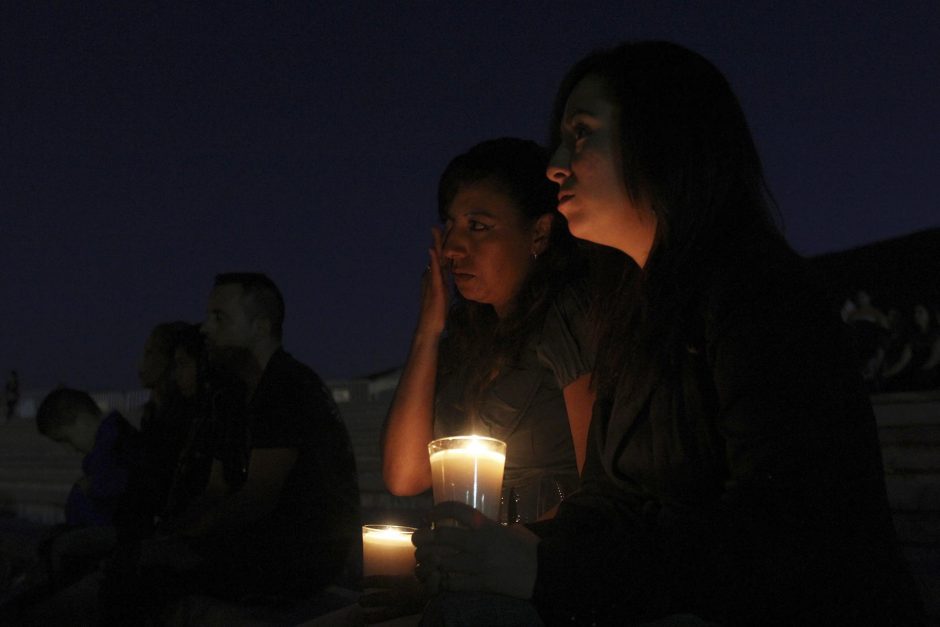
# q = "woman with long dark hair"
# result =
<box><xmin>383</xmin><ymin>137</ymin><xmax>595</xmax><ymax>524</ymax></box>
<box><xmin>414</xmin><ymin>43</ymin><xmax>922</xmax><ymax>625</ymax></box>
<box><xmin>133</xmin><ymin>322</ymin><xmax>207</xmax><ymax>516</ymax></box>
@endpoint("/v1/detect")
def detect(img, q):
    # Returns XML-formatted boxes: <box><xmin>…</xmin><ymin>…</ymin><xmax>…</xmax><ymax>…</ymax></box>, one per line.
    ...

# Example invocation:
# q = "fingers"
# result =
<box><xmin>428</xmin><ymin>247</ymin><xmax>443</xmax><ymax>285</ymax></box>
<box><xmin>412</xmin><ymin>503</ymin><xmax>499</xmax><ymax>598</ymax></box>
<box><xmin>415</xmin><ymin>558</ymin><xmax>481</xmax><ymax>596</ymax></box>
<box><xmin>414</xmin><ymin>530</ymin><xmax>485</xmax><ymax>587</ymax></box>
<box><xmin>438</xmin><ymin>549</ymin><xmax>483</xmax><ymax>575</ymax></box>
<box><xmin>431</xmin><ymin>226</ymin><xmax>451</xmax><ymax>278</ymax></box>
<box><xmin>412</xmin><ymin>525</ymin><xmax>434</xmax><ymax>547</ymax></box>
<box><xmin>438</xmin><ymin>570</ymin><xmax>482</xmax><ymax>593</ymax></box>
<box><xmin>416</xmin><ymin>564</ymin><xmax>442</xmax><ymax>594</ymax></box>
<box><xmin>428</xmin><ymin>501</ymin><xmax>494</xmax><ymax>530</ymax></box>
<box><xmin>413</xmin><ymin>503</ymin><xmax>494</xmax><ymax>560</ymax></box>
<box><xmin>414</xmin><ymin>537</ymin><xmax>456</xmax><ymax>569</ymax></box>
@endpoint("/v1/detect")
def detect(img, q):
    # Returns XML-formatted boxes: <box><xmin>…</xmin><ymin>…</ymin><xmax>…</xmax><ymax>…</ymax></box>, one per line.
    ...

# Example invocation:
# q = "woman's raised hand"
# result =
<box><xmin>417</xmin><ymin>225</ymin><xmax>449</xmax><ymax>337</ymax></box>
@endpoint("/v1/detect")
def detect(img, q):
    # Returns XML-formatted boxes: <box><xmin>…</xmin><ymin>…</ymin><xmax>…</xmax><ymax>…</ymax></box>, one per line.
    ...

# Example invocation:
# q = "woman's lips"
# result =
<box><xmin>453</xmin><ymin>272</ymin><xmax>474</xmax><ymax>282</ymax></box>
<box><xmin>558</xmin><ymin>192</ymin><xmax>574</xmax><ymax>206</ymax></box>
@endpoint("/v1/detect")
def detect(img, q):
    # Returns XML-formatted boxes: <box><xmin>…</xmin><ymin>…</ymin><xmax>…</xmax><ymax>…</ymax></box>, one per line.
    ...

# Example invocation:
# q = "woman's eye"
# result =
<box><xmin>468</xmin><ymin>220</ymin><xmax>489</xmax><ymax>232</ymax></box>
<box><xmin>573</xmin><ymin>123</ymin><xmax>590</xmax><ymax>140</ymax></box>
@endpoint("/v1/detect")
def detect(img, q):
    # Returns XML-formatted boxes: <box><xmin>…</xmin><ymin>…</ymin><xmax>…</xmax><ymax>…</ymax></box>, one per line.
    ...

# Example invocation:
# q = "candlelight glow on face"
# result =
<box><xmin>428</xmin><ymin>435</ymin><xmax>507</xmax><ymax>520</ymax></box>
<box><xmin>362</xmin><ymin>524</ymin><xmax>417</xmax><ymax>577</ymax></box>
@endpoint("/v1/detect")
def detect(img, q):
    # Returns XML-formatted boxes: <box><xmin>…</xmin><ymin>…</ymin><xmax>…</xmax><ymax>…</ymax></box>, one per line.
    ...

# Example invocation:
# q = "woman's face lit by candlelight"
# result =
<box><xmin>547</xmin><ymin>74</ymin><xmax>657</xmax><ymax>268</ymax></box>
<box><xmin>441</xmin><ymin>180</ymin><xmax>551</xmax><ymax>318</ymax></box>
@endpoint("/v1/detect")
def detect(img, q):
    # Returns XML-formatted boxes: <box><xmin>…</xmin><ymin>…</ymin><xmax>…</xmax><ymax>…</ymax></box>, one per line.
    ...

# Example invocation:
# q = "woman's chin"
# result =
<box><xmin>564</xmin><ymin>217</ymin><xmax>596</xmax><ymax>244</ymax></box>
<box><xmin>455</xmin><ymin>287</ymin><xmax>491</xmax><ymax>308</ymax></box>
<box><xmin>455</xmin><ymin>286</ymin><xmax>480</xmax><ymax>303</ymax></box>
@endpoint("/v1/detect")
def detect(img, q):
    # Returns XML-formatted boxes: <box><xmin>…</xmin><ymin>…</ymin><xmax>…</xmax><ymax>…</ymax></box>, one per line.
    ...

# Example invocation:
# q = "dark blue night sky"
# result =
<box><xmin>2</xmin><ymin>2</ymin><xmax>938</xmax><ymax>389</ymax></box>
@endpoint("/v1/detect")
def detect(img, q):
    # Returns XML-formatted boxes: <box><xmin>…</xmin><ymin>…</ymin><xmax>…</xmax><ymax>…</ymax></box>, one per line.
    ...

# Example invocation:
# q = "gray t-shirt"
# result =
<box><xmin>434</xmin><ymin>284</ymin><xmax>593</xmax><ymax>523</ymax></box>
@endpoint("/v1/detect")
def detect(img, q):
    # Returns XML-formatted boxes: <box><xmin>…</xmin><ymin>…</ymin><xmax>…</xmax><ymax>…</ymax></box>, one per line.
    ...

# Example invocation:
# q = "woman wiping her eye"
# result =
<box><xmin>382</xmin><ymin>137</ymin><xmax>596</xmax><ymax>526</ymax></box>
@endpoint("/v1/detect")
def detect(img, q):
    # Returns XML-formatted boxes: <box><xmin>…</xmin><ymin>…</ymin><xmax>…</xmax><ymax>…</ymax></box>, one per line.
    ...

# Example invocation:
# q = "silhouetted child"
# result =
<box><xmin>34</xmin><ymin>388</ymin><xmax>140</xmax><ymax>586</ymax></box>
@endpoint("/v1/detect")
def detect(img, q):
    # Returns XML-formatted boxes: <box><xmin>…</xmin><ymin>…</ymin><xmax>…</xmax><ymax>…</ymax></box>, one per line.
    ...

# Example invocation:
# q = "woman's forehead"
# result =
<box><xmin>564</xmin><ymin>75</ymin><xmax>613</xmax><ymax>118</ymax></box>
<box><xmin>449</xmin><ymin>181</ymin><xmax>517</xmax><ymax>215</ymax></box>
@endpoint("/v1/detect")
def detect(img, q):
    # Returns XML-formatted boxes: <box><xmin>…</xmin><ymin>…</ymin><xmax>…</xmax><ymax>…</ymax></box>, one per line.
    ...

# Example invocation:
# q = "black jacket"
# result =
<box><xmin>530</xmin><ymin>242</ymin><xmax>923</xmax><ymax>626</ymax></box>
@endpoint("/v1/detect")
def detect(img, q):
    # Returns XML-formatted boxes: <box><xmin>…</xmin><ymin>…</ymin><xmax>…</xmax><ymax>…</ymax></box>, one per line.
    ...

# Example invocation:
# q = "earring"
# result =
<box><xmin>532</xmin><ymin>251</ymin><xmax>539</xmax><ymax>260</ymax></box>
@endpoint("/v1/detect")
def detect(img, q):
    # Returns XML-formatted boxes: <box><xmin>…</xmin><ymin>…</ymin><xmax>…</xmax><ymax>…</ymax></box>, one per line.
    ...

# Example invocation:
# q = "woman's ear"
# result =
<box><xmin>531</xmin><ymin>213</ymin><xmax>554</xmax><ymax>256</ymax></box>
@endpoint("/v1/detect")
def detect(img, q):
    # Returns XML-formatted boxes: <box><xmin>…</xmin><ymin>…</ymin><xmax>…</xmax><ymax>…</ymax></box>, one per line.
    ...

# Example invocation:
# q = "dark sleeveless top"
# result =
<box><xmin>433</xmin><ymin>284</ymin><xmax>593</xmax><ymax>523</ymax></box>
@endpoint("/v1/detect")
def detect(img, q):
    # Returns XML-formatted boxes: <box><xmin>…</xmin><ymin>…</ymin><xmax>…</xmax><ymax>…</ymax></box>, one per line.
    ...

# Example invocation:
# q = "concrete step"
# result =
<box><xmin>0</xmin><ymin>466</ymin><xmax>80</xmax><ymax>485</ymax></box>
<box><xmin>873</xmin><ymin>393</ymin><xmax>940</xmax><ymax>427</ymax></box>
<box><xmin>883</xmin><ymin>445</ymin><xmax>940</xmax><ymax>473</ymax></box>
<box><xmin>1</xmin><ymin>500</ymin><xmax>65</xmax><ymax>525</ymax></box>
<box><xmin>879</xmin><ymin>424</ymin><xmax>940</xmax><ymax>446</ymax></box>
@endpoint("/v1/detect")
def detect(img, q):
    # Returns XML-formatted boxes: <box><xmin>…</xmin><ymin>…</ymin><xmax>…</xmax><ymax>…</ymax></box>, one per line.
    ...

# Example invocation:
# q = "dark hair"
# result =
<box><xmin>36</xmin><ymin>388</ymin><xmax>101</xmax><ymax>436</ymax></box>
<box><xmin>165</xmin><ymin>321</ymin><xmax>206</xmax><ymax>396</ymax></box>
<box><xmin>214</xmin><ymin>272</ymin><xmax>285</xmax><ymax>341</ymax></box>
<box><xmin>147</xmin><ymin>321</ymin><xmax>193</xmax><ymax>396</ymax></box>
<box><xmin>550</xmin><ymin>42</ymin><xmax>791</xmax><ymax>393</ymax></box>
<box><xmin>141</xmin><ymin>322</ymin><xmax>207</xmax><ymax>436</ymax></box>
<box><xmin>437</xmin><ymin>138</ymin><xmax>584</xmax><ymax>407</ymax></box>
<box><xmin>175</xmin><ymin>323</ymin><xmax>205</xmax><ymax>362</ymax></box>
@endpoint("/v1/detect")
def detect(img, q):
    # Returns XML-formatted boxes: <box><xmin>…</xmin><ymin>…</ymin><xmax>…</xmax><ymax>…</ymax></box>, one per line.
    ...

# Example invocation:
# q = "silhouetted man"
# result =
<box><xmin>111</xmin><ymin>273</ymin><xmax>360</xmax><ymax>622</ymax></box>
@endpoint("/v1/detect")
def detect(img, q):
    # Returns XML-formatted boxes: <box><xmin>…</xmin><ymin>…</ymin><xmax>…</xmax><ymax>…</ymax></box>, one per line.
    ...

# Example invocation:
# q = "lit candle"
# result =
<box><xmin>428</xmin><ymin>435</ymin><xmax>507</xmax><ymax>520</ymax></box>
<box><xmin>361</xmin><ymin>525</ymin><xmax>416</xmax><ymax>577</ymax></box>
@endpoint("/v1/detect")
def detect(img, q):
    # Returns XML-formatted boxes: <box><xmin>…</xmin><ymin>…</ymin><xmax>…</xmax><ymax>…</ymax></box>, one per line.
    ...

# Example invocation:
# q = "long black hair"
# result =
<box><xmin>145</xmin><ymin>321</ymin><xmax>193</xmax><ymax>402</ymax></box>
<box><xmin>437</xmin><ymin>137</ymin><xmax>585</xmax><ymax>408</ymax></box>
<box><xmin>550</xmin><ymin>42</ymin><xmax>792</xmax><ymax>394</ymax></box>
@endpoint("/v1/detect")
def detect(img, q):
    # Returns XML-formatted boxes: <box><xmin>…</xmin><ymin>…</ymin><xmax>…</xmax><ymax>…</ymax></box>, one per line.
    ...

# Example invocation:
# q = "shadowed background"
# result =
<box><xmin>1</xmin><ymin>1</ymin><xmax>937</xmax><ymax>389</ymax></box>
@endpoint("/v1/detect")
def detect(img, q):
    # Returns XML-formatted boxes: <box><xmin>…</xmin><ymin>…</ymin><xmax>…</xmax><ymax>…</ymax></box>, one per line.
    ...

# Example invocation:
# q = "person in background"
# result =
<box><xmin>37</xmin><ymin>389</ymin><xmax>139</xmax><ymax>529</ymax></box>
<box><xmin>129</xmin><ymin>321</ymin><xmax>204</xmax><ymax>526</ymax></box>
<box><xmin>158</xmin><ymin>322</ymin><xmax>214</xmax><ymax>518</ymax></box>
<box><xmin>883</xmin><ymin>304</ymin><xmax>940</xmax><ymax>391</ymax></box>
<box><xmin>383</xmin><ymin>138</ymin><xmax>595</xmax><ymax>526</ymax></box>
<box><xmin>34</xmin><ymin>388</ymin><xmax>140</xmax><ymax>586</ymax></box>
<box><xmin>100</xmin><ymin>322</ymin><xmax>212</xmax><ymax>623</ymax></box>
<box><xmin>910</xmin><ymin>304</ymin><xmax>940</xmax><ymax>390</ymax></box>
<box><xmin>110</xmin><ymin>272</ymin><xmax>360</xmax><ymax>624</ymax></box>
<box><xmin>846</xmin><ymin>289</ymin><xmax>889</xmax><ymax>328</ymax></box>
<box><xmin>844</xmin><ymin>291</ymin><xmax>889</xmax><ymax>392</ymax></box>
<box><xmin>414</xmin><ymin>41</ymin><xmax>923</xmax><ymax>625</ymax></box>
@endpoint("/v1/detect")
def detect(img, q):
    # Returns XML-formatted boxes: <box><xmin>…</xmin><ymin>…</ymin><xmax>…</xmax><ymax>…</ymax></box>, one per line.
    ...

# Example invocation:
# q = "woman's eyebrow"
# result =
<box><xmin>564</xmin><ymin>107</ymin><xmax>597</xmax><ymax>123</ymax></box>
<box><xmin>464</xmin><ymin>210</ymin><xmax>496</xmax><ymax>219</ymax></box>
<box><xmin>449</xmin><ymin>209</ymin><xmax>496</xmax><ymax>220</ymax></box>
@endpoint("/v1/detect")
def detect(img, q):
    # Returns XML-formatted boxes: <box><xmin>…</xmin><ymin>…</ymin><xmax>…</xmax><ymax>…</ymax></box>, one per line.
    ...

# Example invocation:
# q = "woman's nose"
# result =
<box><xmin>442</xmin><ymin>228</ymin><xmax>466</xmax><ymax>260</ymax></box>
<box><xmin>546</xmin><ymin>145</ymin><xmax>571</xmax><ymax>183</ymax></box>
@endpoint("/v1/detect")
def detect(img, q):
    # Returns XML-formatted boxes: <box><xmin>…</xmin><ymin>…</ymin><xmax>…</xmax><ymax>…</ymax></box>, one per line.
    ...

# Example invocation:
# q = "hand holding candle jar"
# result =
<box><xmin>362</xmin><ymin>525</ymin><xmax>417</xmax><ymax>577</ymax></box>
<box><xmin>428</xmin><ymin>435</ymin><xmax>506</xmax><ymax>520</ymax></box>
